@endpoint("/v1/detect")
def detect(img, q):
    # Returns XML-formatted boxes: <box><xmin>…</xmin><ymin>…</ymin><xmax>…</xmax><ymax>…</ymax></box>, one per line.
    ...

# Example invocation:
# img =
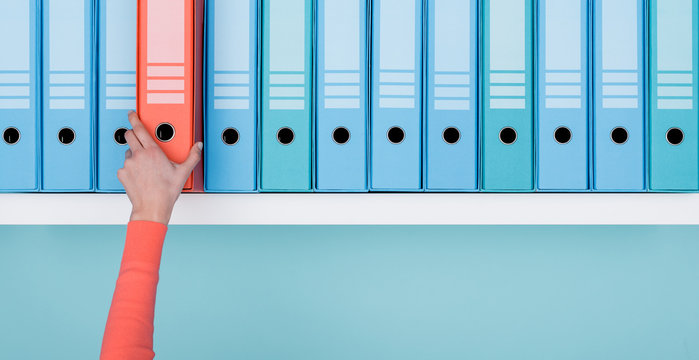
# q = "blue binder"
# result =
<box><xmin>315</xmin><ymin>0</ymin><xmax>368</xmax><ymax>192</ymax></box>
<box><xmin>481</xmin><ymin>0</ymin><xmax>534</xmax><ymax>191</ymax></box>
<box><xmin>97</xmin><ymin>0</ymin><xmax>137</xmax><ymax>192</ymax></box>
<box><xmin>592</xmin><ymin>0</ymin><xmax>645</xmax><ymax>191</ymax></box>
<box><xmin>260</xmin><ymin>0</ymin><xmax>313</xmax><ymax>192</ymax></box>
<box><xmin>42</xmin><ymin>0</ymin><xmax>95</xmax><ymax>191</ymax></box>
<box><xmin>648</xmin><ymin>0</ymin><xmax>699</xmax><ymax>191</ymax></box>
<box><xmin>425</xmin><ymin>0</ymin><xmax>478</xmax><ymax>191</ymax></box>
<box><xmin>537</xmin><ymin>0</ymin><xmax>589</xmax><ymax>190</ymax></box>
<box><xmin>205</xmin><ymin>0</ymin><xmax>258</xmax><ymax>192</ymax></box>
<box><xmin>371</xmin><ymin>0</ymin><xmax>423</xmax><ymax>191</ymax></box>
<box><xmin>0</xmin><ymin>0</ymin><xmax>40</xmax><ymax>192</ymax></box>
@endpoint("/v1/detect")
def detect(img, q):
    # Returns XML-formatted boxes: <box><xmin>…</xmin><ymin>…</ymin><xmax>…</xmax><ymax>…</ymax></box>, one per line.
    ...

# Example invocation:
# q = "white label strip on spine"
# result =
<box><xmin>269</xmin><ymin>0</ymin><xmax>305</xmax><ymax>110</ymax></box>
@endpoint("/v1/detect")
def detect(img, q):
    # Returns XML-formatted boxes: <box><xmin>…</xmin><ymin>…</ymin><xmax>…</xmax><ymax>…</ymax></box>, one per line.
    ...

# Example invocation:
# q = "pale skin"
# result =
<box><xmin>119</xmin><ymin>111</ymin><xmax>202</xmax><ymax>225</ymax></box>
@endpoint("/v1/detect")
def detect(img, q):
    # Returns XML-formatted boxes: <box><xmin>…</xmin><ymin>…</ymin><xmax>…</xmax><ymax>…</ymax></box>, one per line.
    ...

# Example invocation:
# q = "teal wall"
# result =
<box><xmin>1</xmin><ymin>226</ymin><xmax>698</xmax><ymax>359</ymax></box>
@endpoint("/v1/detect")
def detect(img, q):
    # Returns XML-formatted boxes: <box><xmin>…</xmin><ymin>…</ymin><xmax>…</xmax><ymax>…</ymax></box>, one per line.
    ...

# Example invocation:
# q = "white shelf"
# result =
<box><xmin>1</xmin><ymin>193</ymin><xmax>699</xmax><ymax>225</ymax></box>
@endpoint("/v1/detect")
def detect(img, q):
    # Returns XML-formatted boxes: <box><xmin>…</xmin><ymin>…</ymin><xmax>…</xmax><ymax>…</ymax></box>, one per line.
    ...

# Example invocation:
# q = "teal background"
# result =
<box><xmin>1</xmin><ymin>226</ymin><xmax>699</xmax><ymax>359</ymax></box>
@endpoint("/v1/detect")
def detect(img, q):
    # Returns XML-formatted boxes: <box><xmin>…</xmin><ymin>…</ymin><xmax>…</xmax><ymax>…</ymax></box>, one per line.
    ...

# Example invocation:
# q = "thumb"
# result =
<box><xmin>177</xmin><ymin>142</ymin><xmax>203</xmax><ymax>177</ymax></box>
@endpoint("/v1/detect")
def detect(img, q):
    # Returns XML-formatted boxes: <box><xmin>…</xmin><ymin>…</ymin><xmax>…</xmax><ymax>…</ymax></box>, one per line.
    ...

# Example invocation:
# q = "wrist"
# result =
<box><xmin>130</xmin><ymin>206</ymin><xmax>171</xmax><ymax>225</ymax></box>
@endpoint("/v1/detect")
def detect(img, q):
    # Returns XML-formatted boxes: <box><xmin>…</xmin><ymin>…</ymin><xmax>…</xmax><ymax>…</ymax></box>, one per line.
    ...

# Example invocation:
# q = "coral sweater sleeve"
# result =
<box><xmin>100</xmin><ymin>221</ymin><xmax>168</xmax><ymax>360</ymax></box>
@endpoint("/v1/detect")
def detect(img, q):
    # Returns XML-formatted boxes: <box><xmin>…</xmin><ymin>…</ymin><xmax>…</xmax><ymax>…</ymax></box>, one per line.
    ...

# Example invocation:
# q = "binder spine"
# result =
<box><xmin>259</xmin><ymin>0</ymin><xmax>313</xmax><ymax>192</ymax></box>
<box><xmin>97</xmin><ymin>0</ymin><xmax>137</xmax><ymax>192</ymax></box>
<box><xmin>315</xmin><ymin>0</ymin><xmax>368</xmax><ymax>192</ymax></box>
<box><xmin>137</xmin><ymin>0</ymin><xmax>204</xmax><ymax>192</ymax></box>
<box><xmin>425</xmin><ymin>0</ymin><xmax>478</xmax><ymax>191</ymax></box>
<box><xmin>370</xmin><ymin>0</ymin><xmax>424</xmax><ymax>191</ymax></box>
<box><xmin>648</xmin><ymin>0</ymin><xmax>699</xmax><ymax>191</ymax></box>
<box><xmin>0</xmin><ymin>0</ymin><xmax>41</xmax><ymax>192</ymax></box>
<box><xmin>481</xmin><ymin>0</ymin><xmax>535</xmax><ymax>191</ymax></box>
<box><xmin>536</xmin><ymin>0</ymin><xmax>590</xmax><ymax>191</ymax></box>
<box><xmin>41</xmin><ymin>0</ymin><xmax>95</xmax><ymax>191</ymax></box>
<box><xmin>204</xmin><ymin>0</ymin><xmax>258</xmax><ymax>192</ymax></box>
<box><xmin>592</xmin><ymin>0</ymin><xmax>646</xmax><ymax>191</ymax></box>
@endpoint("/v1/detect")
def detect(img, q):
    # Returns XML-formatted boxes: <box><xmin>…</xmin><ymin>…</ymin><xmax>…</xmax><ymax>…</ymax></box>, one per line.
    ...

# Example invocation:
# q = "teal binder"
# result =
<box><xmin>481</xmin><ymin>0</ymin><xmax>534</xmax><ymax>191</ymax></box>
<box><xmin>260</xmin><ymin>0</ymin><xmax>313</xmax><ymax>191</ymax></box>
<box><xmin>649</xmin><ymin>0</ymin><xmax>699</xmax><ymax>191</ymax></box>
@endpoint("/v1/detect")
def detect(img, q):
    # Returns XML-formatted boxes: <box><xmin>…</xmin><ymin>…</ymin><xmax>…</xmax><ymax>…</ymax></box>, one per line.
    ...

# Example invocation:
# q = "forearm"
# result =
<box><xmin>100</xmin><ymin>221</ymin><xmax>167</xmax><ymax>360</ymax></box>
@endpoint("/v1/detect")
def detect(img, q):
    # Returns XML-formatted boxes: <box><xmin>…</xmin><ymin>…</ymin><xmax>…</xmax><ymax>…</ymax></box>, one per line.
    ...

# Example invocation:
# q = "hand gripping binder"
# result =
<box><xmin>42</xmin><ymin>0</ymin><xmax>95</xmax><ymax>191</ymax></box>
<box><xmin>481</xmin><ymin>0</ymin><xmax>534</xmax><ymax>191</ymax></box>
<box><xmin>315</xmin><ymin>0</ymin><xmax>368</xmax><ymax>191</ymax></box>
<box><xmin>97</xmin><ymin>0</ymin><xmax>137</xmax><ymax>192</ymax></box>
<box><xmin>137</xmin><ymin>0</ymin><xmax>204</xmax><ymax>192</ymax></box>
<box><xmin>0</xmin><ymin>0</ymin><xmax>40</xmax><ymax>192</ymax></box>
<box><xmin>425</xmin><ymin>0</ymin><xmax>478</xmax><ymax>191</ymax></box>
<box><xmin>649</xmin><ymin>0</ymin><xmax>699</xmax><ymax>191</ymax></box>
<box><xmin>260</xmin><ymin>0</ymin><xmax>313</xmax><ymax>192</ymax></box>
<box><xmin>537</xmin><ymin>0</ymin><xmax>589</xmax><ymax>190</ymax></box>
<box><xmin>204</xmin><ymin>0</ymin><xmax>258</xmax><ymax>192</ymax></box>
<box><xmin>371</xmin><ymin>0</ymin><xmax>423</xmax><ymax>191</ymax></box>
<box><xmin>592</xmin><ymin>0</ymin><xmax>645</xmax><ymax>191</ymax></box>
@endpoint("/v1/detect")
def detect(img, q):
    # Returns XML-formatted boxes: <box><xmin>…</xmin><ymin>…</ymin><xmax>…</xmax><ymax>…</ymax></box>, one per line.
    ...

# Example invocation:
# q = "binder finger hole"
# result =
<box><xmin>2</xmin><ymin>127</ymin><xmax>20</xmax><ymax>145</ymax></box>
<box><xmin>554</xmin><ymin>126</ymin><xmax>572</xmax><ymax>144</ymax></box>
<box><xmin>666</xmin><ymin>127</ymin><xmax>684</xmax><ymax>145</ymax></box>
<box><xmin>156</xmin><ymin>123</ymin><xmax>175</xmax><ymax>142</ymax></box>
<box><xmin>222</xmin><ymin>128</ymin><xmax>240</xmax><ymax>146</ymax></box>
<box><xmin>442</xmin><ymin>127</ymin><xmax>461</xmax><ymax>145</ymax></box>
<box><xmin>499</xmin><ymin>127</ymin><xmax>517</xmax><ymax>145</ymax></box>
<box><xmin>277</xmin><ymin>127</ymin><xmax>295</xmax><ymax>145</ymax></box>
<box><xmin>610</xmin><ymin>127</ymin><xmax>628</xmax><ymax>145</ymax></box>
<box><xmin>113</xmin><ymin>128</ymin><xmax>128</xmax><ymax>145</ymax></box>
<box><xmin>387</xmin><ymin>126</ymin><xmax>405</xmax><ymax>144</ymax></box>
<box><xmin>332</xmin><ymin>127</ymin><xmax>351</xmax><ymax>145</ymax></box>
<box><xmin>58</xmin><ymin>128</ymin><xmax>75</xmax><ymax>145</ymax></box>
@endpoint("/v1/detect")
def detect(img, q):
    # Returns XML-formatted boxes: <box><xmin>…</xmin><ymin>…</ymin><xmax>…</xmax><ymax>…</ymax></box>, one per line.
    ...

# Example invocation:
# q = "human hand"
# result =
<box><xmin>118</xmin><ymin>111</ymin><xmax>202</xmax><ymax>225</ymax></box>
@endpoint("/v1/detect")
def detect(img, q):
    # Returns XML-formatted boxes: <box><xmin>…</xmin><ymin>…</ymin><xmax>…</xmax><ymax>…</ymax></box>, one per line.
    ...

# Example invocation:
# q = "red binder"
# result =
<box><xmin>137</xmin><ymin>0</ymin><xmax>204</xmax><ymax>191</ymax></box>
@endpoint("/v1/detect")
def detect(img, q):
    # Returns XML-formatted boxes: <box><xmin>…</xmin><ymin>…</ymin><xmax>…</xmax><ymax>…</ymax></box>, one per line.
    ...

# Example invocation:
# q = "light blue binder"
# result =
<box><xmin>0</xmin><ymin>0</ymin><xmax>40</xmax><ymax>192</ymax></box>
<box><xmin>425</xmin><ymin>0</ymin><xmax>478</xmax><ymax>191</ymax></box>
<box><xmin>315</xmin><ymin>0</ymin><xmax>368</xmax><ymax>192</ymax></box>
<box><xmin>260</xmin><ymin>0</ymin><xmax>313</xmax><ymax>192</ymax></box>
<box><xmin>371</xmin><ymin>0</ymin><xmax>423</xmax><ymax>191</ymax></box>
<box><xmin>649</xmin><ymin>0</ymin><xmax>699</xmax><ymax>191</ymax></box>
<box><xmin>205</xmin><ymin>0</ymin><xmax>258</xmax><ymax>192</ymax></box>
<box><xmin>96</xmin><ymin>0</ymin><xmax>136</xmax><ymax>192</ymax></box>
<box><xmin>481</xmin><ymin>0</ymin><xmax>534</xmax><ymax>191</ymax></box>
<box><xmin>592</xmin><ymin>0</ymin><xmax>645</xmax><ymax>191</ymax></box>
<box><xmin>42</xmin><ymin>0</ymin><xmax>95</xmax><ymax>191</ymax></box>
<box><xmin>537</xmin><ymin>0</ymin><xmax>589</xmax><ymax>191</ymax></box>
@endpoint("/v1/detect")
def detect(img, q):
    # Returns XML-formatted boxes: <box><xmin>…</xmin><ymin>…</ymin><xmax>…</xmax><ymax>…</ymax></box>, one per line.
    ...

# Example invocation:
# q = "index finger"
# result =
<box><xmin>128</xmin><ymin>111</ymin><xmax>158</xmax><ymax>148</ymax></box>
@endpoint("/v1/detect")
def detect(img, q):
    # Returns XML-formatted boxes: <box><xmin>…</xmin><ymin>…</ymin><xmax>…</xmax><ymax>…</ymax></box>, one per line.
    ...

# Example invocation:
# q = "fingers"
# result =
<box><xmin>124</xmin><ymin>129</ymin><xmax>143</xmax><ymax>151</ymax></box>
<box><xmin>176</xmin><ymin>142</ymin><xmax>203</xmax><ymax>178</ymax></box>
<box><xmin>127</xmin><ymin>111</ymin><xmax>157</xmax><ymax>148</ymax></box>
<box><xmin>125</xmin><ymin>149</ymin><xmax>132</xmax><ymax>160</ymax></box>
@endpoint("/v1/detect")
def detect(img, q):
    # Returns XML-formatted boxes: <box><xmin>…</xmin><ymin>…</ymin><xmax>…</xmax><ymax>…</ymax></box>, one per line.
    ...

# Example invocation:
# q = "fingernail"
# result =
<box><xmin>197</xmin><ymin>142</ymin><xmax>203</xmax><ymax>150</ymax></box>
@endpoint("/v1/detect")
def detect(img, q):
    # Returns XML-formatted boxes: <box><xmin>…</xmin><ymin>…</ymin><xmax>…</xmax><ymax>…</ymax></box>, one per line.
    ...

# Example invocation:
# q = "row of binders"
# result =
<box><xmin>0</xmin><ymin>0</ymin><xmax>698</xmax><ymax>193</ymax></box>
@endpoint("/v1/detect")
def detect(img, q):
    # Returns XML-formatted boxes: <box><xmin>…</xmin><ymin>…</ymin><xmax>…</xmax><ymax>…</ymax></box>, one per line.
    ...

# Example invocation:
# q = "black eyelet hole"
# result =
<box><xmin>554</xmin><ymin>126</ymin><xmax>572</xmax><ymax>144</ymax></box>
<box><xmin>442</xmin><ymin>127</ymin><xmax>461</xmax><ymax>145</ymax></box>
<box><xmin>155</xmin><ymin>123</ymin><xmax>175</xmax><ymax>142</ymax></box>
<box><xmin>2</xmin><ymin>127</ymin><xmax>21</xmax><ymax>145</ymax></box>
<box><xmin>114</xmin><ymin>128</ymin><xmax>128</xmax><ymax>145</ymax></box>
<box><xmin>387</xmin><ymin>127</ymin><xmax>405</xmax><ymax>144</ymax></box>
<box><xmin>332</xmin><ymin>127</ymin><xmax>350</xmax><ymax>145</ymax></box>
<box><xmin>277</xmin><ymin>127</ymin><xmax>295</xmax><ymax>145</ymax></box>
<box><xmin>222</xmin><ymin>128</ymin><xmax>240</xmax><ymax>146</ymax></box>
<box><xmin>58</xmin><ymin>128</ymin><xmax>76</xmax><ymax>145</ymax></box>
<box><xmin>666</xmin><ymin>127</ymin><xmax>684</xmax><ymax>146</ymax></box>
<box><xmin>499</xmin><ymin>127</ymin><xmax>517</xmax><ymax>145</ymax></box>
<box><xmin>610</xmin><ymin>127</ymin><xmax>628</xmax><ymax>145</ymax></box>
